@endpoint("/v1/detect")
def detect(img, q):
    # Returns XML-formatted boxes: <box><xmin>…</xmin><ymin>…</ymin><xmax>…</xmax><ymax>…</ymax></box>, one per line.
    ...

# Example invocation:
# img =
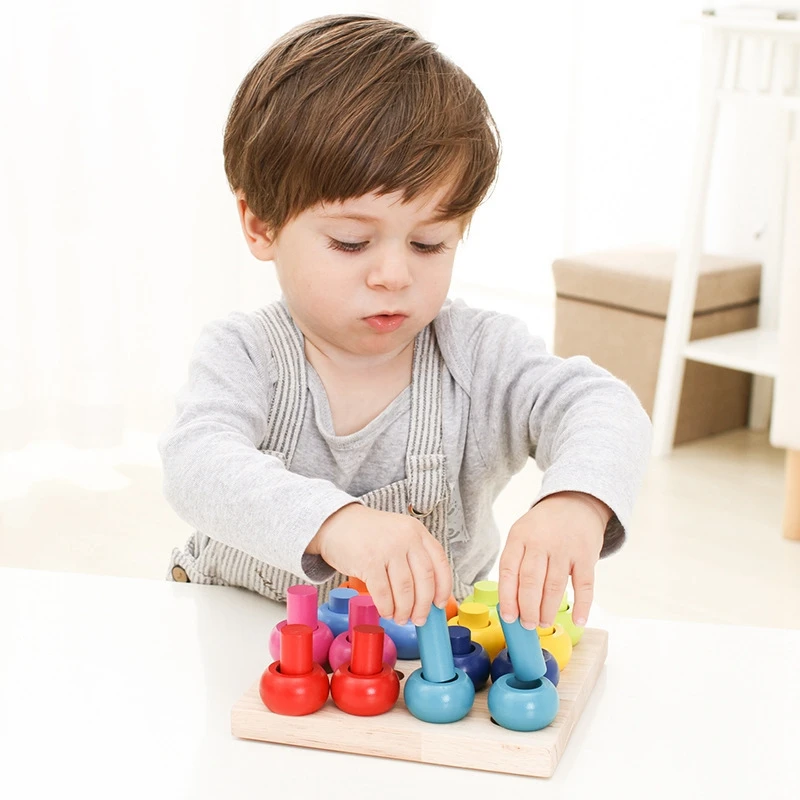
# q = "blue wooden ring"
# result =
<box><xmin>487</xmin><ymin>674</ymin><xmax>559</xmax><ymax>732</ymax></box>
<box><xmin>317</xmin><ymin>588</ymin><xmax>358</xmax><ymax>638</ymax></box>
<box><xmin>380</xmin><ymin>617</ymin><xmax>419</xmax><ymax>660</ymax></box>
<box><xmin>403</xmin><ymin>667</ymin><xmax>475</xmax><ymax>723</ymax></box>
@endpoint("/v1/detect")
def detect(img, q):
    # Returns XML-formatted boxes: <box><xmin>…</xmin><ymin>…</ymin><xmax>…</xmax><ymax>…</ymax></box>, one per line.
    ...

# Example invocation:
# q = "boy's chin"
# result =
<box><xmin>353</xmin><ymin>328</ymin><xmax>419</xmax><ymax>355</ymax></box>
<box><xmin>357</xmin><ymin>335</ymin><xmax>413</xmax><ymax>354</ymax></box>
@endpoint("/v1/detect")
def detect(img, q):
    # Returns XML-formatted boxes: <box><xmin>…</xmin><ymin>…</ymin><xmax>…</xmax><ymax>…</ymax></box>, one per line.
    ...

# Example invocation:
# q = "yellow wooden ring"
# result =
<box><xmin>536</xmin><ymin>623</ymin><xmax>573</xmax><ymax>671</ymax></box>
<box><xmin>448</xmin><ymin>601</ymin><xmax>507</xmax><ymax>659</ymax></box>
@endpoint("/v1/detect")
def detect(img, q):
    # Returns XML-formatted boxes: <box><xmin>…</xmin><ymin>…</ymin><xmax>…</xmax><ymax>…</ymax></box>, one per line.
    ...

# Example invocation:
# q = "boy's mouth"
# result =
<box><xmin>363</xmin><ymin>313</ymin><xmax>408</xmax><ymax>332</ymax></box>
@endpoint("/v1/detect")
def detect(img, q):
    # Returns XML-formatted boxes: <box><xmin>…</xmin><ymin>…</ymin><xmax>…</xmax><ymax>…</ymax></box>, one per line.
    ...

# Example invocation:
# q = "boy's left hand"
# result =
<box><xmin>497</xmin><ymin>491</ymin><xmax>611</xmax><ymax>630</ymax></box>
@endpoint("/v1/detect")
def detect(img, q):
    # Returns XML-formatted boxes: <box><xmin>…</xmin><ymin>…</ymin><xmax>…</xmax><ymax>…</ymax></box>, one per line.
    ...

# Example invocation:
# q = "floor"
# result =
<box><xmin>2</xmin><ymin>426</ymin><xmax>798</xmax><ymax>629</ymax></box>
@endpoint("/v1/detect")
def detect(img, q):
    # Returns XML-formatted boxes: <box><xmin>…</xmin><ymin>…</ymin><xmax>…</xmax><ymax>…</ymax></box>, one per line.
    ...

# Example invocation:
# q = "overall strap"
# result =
<box><xmin>258</xmin><ymin>301</ymin><xmax>307</xmax><ymax>468</ymax></box>
<box><xmin>406</xmin><ymin>324</ymin><xmax>447</xmax><ymax>521</ymax></box>
<box><xmin>406</xmin><ymin>322</ymin><xmax>468</xmax><ymax>599</ymax></box>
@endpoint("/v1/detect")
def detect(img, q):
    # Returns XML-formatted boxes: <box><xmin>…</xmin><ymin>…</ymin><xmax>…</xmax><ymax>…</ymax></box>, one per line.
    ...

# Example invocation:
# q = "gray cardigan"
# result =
<box><xmin>159</xmin><ymin>299</ymin><xmax>652</xmax><ymax>586</ymax></box>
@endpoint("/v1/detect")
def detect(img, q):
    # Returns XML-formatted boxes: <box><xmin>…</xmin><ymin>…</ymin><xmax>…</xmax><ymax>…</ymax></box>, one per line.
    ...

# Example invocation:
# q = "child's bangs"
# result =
<box><xmin>299</xmin><ymin>58</ymin><xmax>500</xmax><ymax>225</ymax></box>
<box><xmin>224</xmin><ymin>16</ymin><xmax>500</xmax><ymax>230</ymax></box>
<box><xmin>378</xmin><ymin>140</ymin><xmax>496</xmax><ymax>223</ymax></box>
<box><xmin>314</xmin><ymin>141</ymin><xmax>493</xmax><ymax>224</ymax></box>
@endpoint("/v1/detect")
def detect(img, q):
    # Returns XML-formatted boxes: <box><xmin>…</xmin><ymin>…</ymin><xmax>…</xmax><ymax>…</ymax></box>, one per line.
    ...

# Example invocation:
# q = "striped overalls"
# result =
<box><xmin>167</xmin><ymin>301</ymin><xmax>470</xmax><ymax>602</ymax></box>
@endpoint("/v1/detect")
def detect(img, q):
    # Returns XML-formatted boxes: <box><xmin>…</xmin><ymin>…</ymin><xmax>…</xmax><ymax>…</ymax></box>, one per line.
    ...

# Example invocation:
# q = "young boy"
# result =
<box><xmin>160</xmin><ymin>14</ymin><xmax>651</xmax><ymax>633</ymax></box>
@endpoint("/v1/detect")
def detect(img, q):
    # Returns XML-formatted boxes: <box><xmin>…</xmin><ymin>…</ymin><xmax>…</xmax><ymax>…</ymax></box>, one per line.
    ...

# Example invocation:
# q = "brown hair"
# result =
<box><xmin>223</xmin><ymin>15</ymin><xmax>500</xmax><ymax>232</ymax></box>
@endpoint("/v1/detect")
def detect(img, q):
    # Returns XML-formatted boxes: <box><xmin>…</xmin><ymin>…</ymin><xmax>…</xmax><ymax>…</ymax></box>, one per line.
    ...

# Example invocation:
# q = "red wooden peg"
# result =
<box><xmin>259</xmin><ymin>624</ymin><xmax>329</xmax><ymax>716</ymax></box>
<box><xmin>331</xmin><ymin>624</ymin><xmax>399</xmax><ymax>716</ymax></box>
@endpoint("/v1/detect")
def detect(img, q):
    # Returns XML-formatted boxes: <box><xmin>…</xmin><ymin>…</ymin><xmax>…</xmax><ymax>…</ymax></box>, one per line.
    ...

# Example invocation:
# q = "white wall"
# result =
<box><xmin>444</xmin><ymin>0</ymin><xmax>777</xmax><ymax>300</ymax></box>
<box><xmin>564</xmin><ymin>0</ymin><xmax>776</xmax><ymax>262</ymax></box>
<box><xmin>0</xmin><ymin>0</ymin><xmax>783</xmax><ymax>450</ymax></box>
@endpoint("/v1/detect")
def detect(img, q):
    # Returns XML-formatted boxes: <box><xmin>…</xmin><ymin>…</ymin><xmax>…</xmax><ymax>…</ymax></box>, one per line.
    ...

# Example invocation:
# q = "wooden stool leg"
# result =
<box><xmin>784</xmin><ymin>450</ymin><xmax>800</xmax><ymax>541</ymax></box>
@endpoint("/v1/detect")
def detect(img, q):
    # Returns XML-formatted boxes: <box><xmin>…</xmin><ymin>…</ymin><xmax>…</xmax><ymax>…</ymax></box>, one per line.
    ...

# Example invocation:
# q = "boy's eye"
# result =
<box><xmin>411</xmin><ymin>241</ymin><xmax>448</xmax><ymax>255</ymax></box>
<box><xmin>326</xmin><ymin>238</ymin><xmax>449</xmax><ymax>255</ymax></box>
<box><xmin>327</xmin><ymin>238</ymin><xmax>368</xmax><ymax>253</ymax></box>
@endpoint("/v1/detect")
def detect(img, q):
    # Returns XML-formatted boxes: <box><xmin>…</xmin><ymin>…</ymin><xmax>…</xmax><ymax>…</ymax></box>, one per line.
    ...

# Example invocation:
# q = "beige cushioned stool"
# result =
<box><xmin>552</xmin><ymin>247</ymin><xmax>761</xmax><ymax>446</ymax></box>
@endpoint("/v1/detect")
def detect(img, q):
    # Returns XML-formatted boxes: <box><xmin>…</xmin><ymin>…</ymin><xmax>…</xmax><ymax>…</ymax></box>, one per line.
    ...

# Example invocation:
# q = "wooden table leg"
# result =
<box><xmin>785</xmin><ymin>450</ymin><xmax>800</xmax><ymax>541</ymax></box>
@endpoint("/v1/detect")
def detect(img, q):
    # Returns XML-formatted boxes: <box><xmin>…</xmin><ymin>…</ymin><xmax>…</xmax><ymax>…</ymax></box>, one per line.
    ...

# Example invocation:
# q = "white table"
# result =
<box><xmin>2</xmin><ymin>568</ymin><xmax>799</xmax><ymax>799</ymax></box>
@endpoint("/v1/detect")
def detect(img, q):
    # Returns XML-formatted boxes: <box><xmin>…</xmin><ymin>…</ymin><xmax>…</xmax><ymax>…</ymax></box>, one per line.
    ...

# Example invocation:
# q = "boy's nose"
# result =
<box><xmin>366</xmin><ymin>251</ymin><xmax>412</xmax><ymax>291</ymax></box>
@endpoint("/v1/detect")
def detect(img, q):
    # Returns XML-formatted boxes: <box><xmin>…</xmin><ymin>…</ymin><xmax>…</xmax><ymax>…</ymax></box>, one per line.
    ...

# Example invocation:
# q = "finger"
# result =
<box><xmin>498</xmin><ymin>539</ymin><xmax>524</xmax><ymax>622</ymax></box>
<box><xmin>365</xmin><ymin>565</ymin><xmax>394</xmax><ymax>620</ymax></box>
<box><xmin>539</xmin><ymin>558</ymin><xmax>569</xmax><ymax>628</ymax></box>
<box><xmin>407</xmin><ymin>548</ymin><xmax>435</xmax><ymax>627</ymax></box>
<box><xmin>570</xmin><ymin>562</ymin><xmax>595</xmax><ymax>627</ymax></box>
<box><xmin>386</xmin><ymin>557</ymin><xmax>415</xmax><ymax>626</ymax></box>
<box><xmin>517</xmin><ymin>550</ymin><xmax>548</xmax><ymax>630</ymax></box>
<box><xmin>418</xmin><ymin>531</ymin><xmax>452</xmax><ymax>609</ymax></box>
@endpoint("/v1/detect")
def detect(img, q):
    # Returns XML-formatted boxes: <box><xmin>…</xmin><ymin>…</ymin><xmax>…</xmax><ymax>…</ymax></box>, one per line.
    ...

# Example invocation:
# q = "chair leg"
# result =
<box><xmin>652</xmin><ymin>29</ymin><xmax>729</xmax><ymax>456</ymax></box>
<box><xmin>784</xmin><ymin>450</ymin><xmax>800</xmax><ymax>541</ymax></box>
<box><xmin>751</xmin><ymin>45</ymin><xmax>793</xmax><ymax>432</ymax></box>
<box><xmin>749</xmin><ymin>377</ymin><xmax>773</xmax><ymax>431</ymax></box>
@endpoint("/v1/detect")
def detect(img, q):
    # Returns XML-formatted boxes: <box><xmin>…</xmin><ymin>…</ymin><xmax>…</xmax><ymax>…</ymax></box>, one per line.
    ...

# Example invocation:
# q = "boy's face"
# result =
<box><xmin>239</xmin><ymin>187</ymin><xmax>463</xmax><ymax>360</ymax></box>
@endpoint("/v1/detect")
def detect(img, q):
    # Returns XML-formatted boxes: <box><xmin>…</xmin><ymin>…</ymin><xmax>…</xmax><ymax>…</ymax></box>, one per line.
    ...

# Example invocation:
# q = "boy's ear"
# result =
<box><xmin>236</xmin><ymin>192</ymin><xmax>276</xmax><ymax>261</ymax></box>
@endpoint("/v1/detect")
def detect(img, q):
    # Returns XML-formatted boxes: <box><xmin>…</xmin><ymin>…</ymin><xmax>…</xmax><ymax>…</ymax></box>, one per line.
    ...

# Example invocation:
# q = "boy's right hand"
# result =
<box><xmin>307</xmin><ymin>503</ymin><xmax>452</xmax><ymax>627</ymax></box>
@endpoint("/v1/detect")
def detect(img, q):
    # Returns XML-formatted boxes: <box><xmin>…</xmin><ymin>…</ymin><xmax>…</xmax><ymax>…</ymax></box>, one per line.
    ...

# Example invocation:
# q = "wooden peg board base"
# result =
<box><xmin>231</xmin><ymin>627</ymin><xmax>608</xmax><ymax>778</ymax></box>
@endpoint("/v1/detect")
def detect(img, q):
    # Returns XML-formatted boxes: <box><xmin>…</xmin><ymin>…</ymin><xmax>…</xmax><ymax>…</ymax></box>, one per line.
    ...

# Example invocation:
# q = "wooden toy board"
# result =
<box><xmin>231</xmin><ymin>627</ymin><xmax>607</xmax><ymax>778</ymax></box>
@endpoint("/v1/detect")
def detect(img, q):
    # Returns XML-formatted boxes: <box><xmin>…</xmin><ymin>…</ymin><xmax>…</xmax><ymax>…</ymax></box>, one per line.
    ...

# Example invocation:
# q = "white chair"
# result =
<box><xmin>650</xmin><ymin>12</ymin><xmax>800</xmax><ymax>538</ymax></box>
<box><xmin>653</xmin><ymin>16</ymin><xmax>800</xmax><ymax>539</ymax></box>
